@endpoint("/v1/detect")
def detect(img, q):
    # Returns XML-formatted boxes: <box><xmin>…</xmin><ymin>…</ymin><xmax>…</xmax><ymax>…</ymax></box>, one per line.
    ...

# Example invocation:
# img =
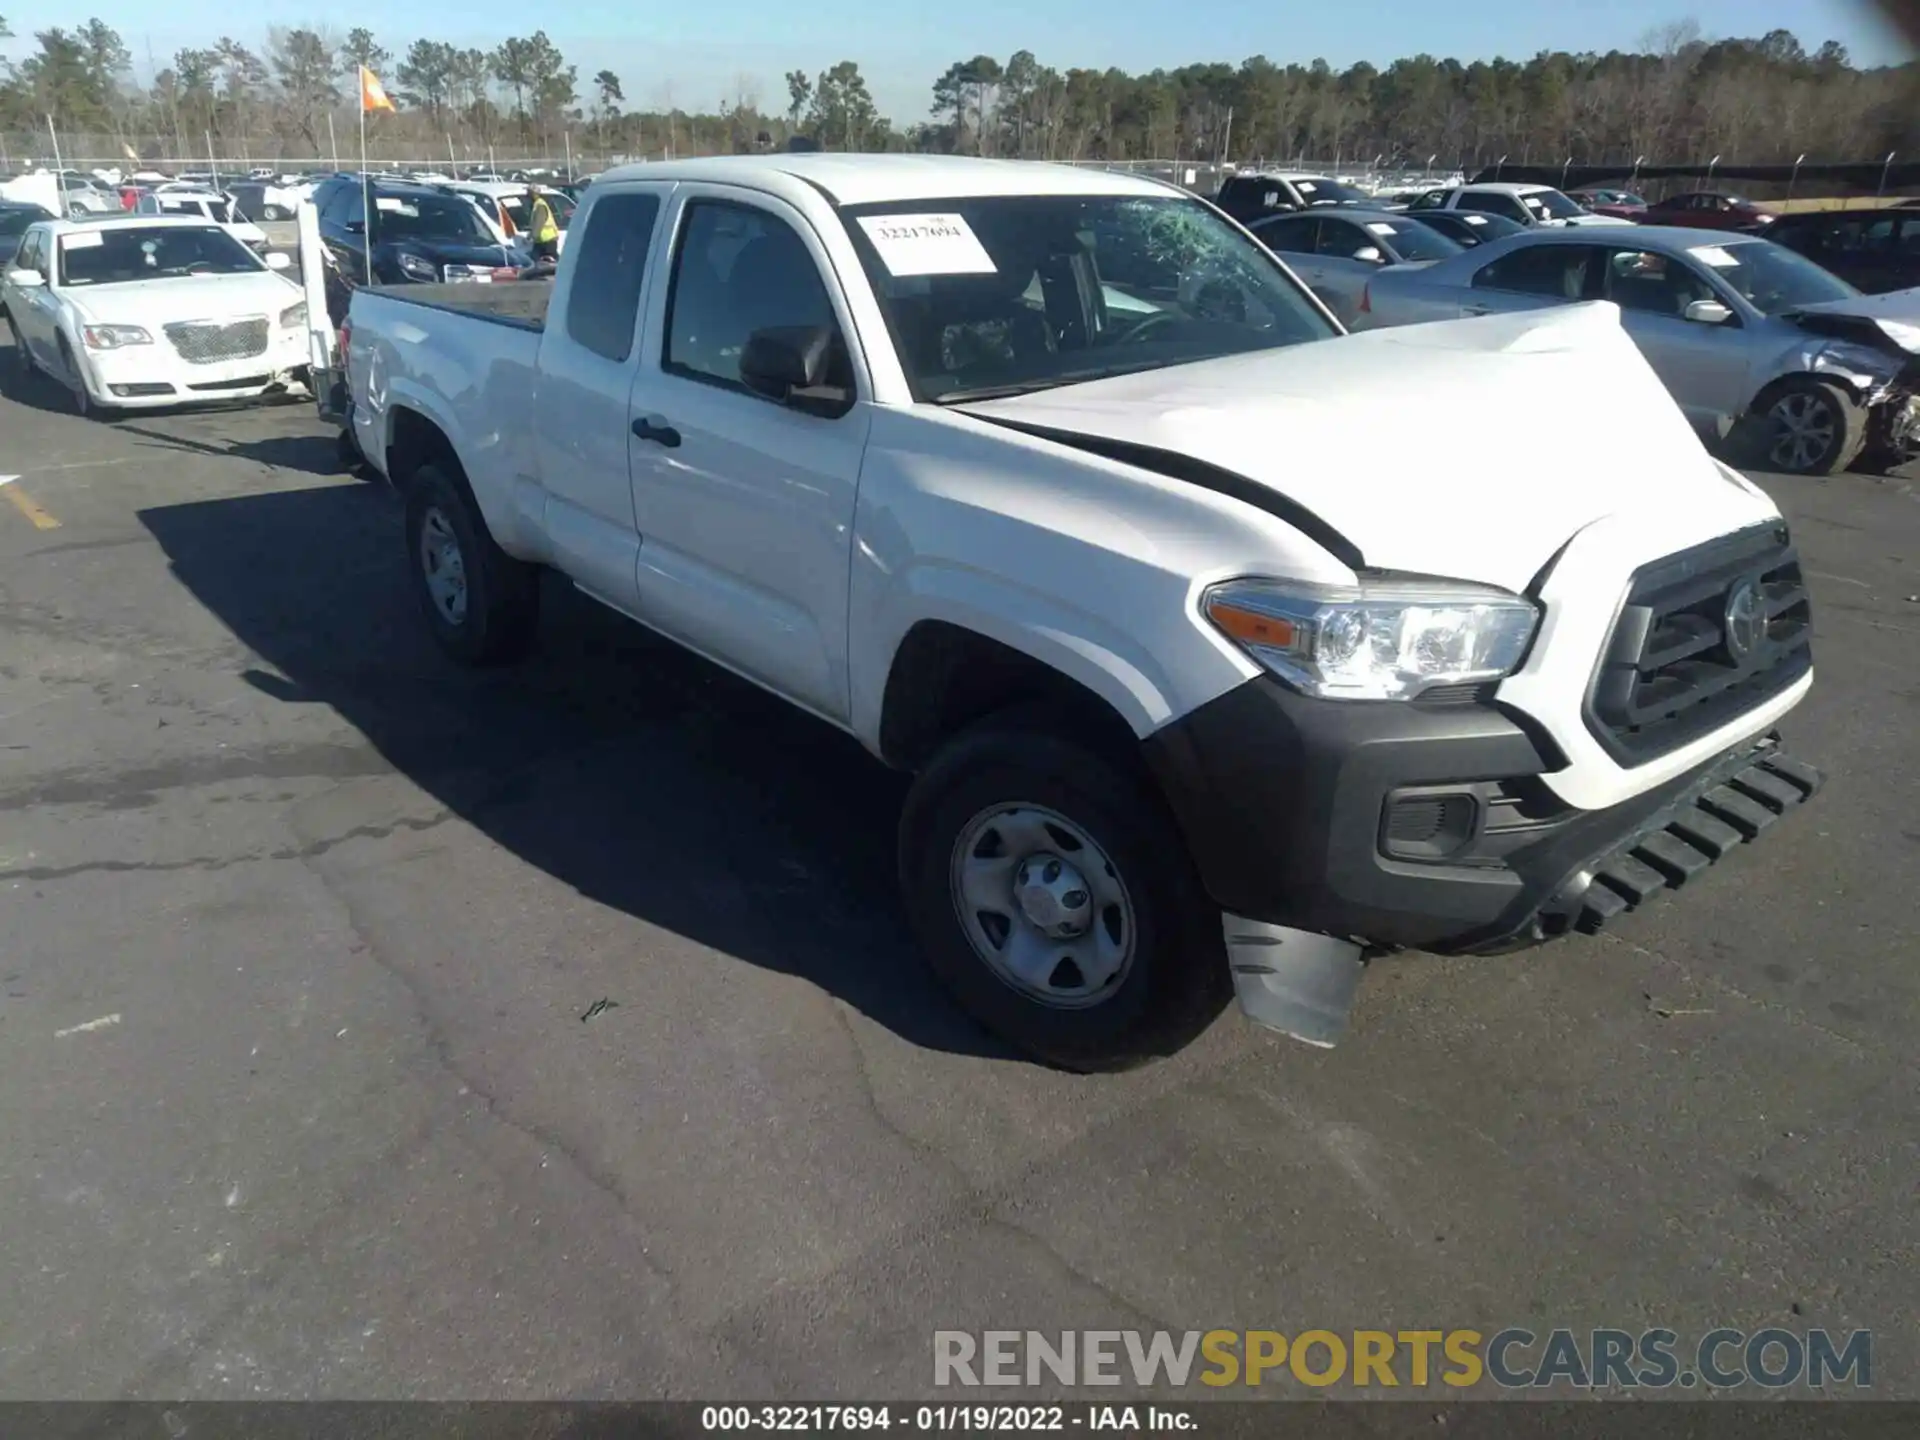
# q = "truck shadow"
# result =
<box><xmin>139</xmin><ymin>481</ymin><xmax>1014</xmax><ymax>1062</ymax></box>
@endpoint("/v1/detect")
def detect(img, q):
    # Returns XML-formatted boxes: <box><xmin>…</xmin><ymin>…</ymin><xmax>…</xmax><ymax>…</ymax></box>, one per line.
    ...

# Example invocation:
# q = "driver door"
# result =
<box><xmin>11</xmin><ymin>230</ymin><xmax>60</xmax><ymax>364</ymax></box>
<box><xmin>1600</xmin><ymin>246</ymin><xmax>1751</xmax><ymax>429</ymax></box>
<box><xmin>624</xmin><ymin>187</ymin><xmax>871</xmax><ymax>723</ymax></box>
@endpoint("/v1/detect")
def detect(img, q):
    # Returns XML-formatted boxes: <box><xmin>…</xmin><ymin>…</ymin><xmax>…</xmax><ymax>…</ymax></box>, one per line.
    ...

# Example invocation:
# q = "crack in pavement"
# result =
<box><xmin>0</xmin><ymin>815</ymin><xmax>456</xmax><ymax>883</ymax></box>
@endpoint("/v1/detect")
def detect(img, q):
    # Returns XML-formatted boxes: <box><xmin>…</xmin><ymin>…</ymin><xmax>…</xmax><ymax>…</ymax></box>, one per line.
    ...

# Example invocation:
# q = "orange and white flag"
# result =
<box><xmin>360</xmin><ymin>66</ymin><xmax>396</xmax><ymax>113</ymax></box>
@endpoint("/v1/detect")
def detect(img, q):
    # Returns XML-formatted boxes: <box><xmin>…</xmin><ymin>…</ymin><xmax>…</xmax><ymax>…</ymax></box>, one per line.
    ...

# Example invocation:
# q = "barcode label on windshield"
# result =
<box><xmin>856</xmin><ymin>213</ymin><xmax>996</xmax><ymax>277</ymax></box>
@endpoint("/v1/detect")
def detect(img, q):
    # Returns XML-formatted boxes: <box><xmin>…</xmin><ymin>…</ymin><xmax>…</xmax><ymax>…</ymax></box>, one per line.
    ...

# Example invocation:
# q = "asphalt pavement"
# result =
<box><xmin>0</xmin><ymin>341</ymin><xmax>1915</xmax><ymax>1402</ymax></box>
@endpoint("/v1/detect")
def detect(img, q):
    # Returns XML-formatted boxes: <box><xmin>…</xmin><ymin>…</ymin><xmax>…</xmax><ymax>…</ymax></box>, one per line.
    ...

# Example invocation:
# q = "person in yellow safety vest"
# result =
<box><xmin>529</xmin><ymin>190</ymin><xmax>560</xmax><ymax>264</ymax></box>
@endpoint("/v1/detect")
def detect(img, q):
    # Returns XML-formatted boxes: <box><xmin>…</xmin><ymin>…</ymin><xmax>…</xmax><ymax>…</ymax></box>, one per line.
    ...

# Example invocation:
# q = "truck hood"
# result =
<box><xmin>1782</xmin><ymin>287</ymin><xmax>1920</xmax><ymax>354</ymax></box>
<box><xmin>958</xmin><ymin>302</ymin><xmax>1773</xmax><ymax>593</ymax></box>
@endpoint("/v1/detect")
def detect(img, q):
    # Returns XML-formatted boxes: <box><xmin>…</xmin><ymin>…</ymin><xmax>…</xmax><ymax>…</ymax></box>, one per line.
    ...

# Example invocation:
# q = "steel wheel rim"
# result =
<box><xmin>418</xmin><ymin>506</ymin><xmax>469</xmax><ymax>625</ymax></box>
<box><xmin>1766</xmin><ymin>391</ymin><xmax>1837</xmax><ymax>471</ymax></box>
<box><xmin>949</xmin><ymin>803</ymin><xmax>1136</xmax><ymax>1010</ymax></box>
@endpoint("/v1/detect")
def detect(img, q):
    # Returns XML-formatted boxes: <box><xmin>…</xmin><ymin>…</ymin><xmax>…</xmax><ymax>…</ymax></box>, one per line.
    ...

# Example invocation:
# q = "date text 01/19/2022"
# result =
<box><xmin>701</xmin><ymin>1405</ymin><xmax>1195</xmax><ymax>1431</ymax></box>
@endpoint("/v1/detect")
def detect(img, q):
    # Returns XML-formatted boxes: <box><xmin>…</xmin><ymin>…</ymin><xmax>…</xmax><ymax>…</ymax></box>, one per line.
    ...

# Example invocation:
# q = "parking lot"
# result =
<box><xmin>0</xmin><ymin>333</ymin><xmax>1916</xmax><ymax>1402</ymax></box>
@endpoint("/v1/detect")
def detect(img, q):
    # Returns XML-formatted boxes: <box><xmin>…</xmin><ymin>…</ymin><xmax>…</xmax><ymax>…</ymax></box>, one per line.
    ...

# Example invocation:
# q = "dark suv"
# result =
<box><xmin>1765</xmin><ymin>207</ymin><xmax>1920</xmax><ymax>294</ymax></box>
<box><xmin>311</xmin><ymin>176</ymin><xmax>520</xmax><ymax>293</ymax></box>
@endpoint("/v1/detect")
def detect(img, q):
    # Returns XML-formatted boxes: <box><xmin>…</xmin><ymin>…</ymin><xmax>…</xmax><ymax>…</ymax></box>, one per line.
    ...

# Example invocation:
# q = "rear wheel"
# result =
<box><xmin>263</xmin><ymin>204</ymin><xmax>291</xmax><ymax>221</ymax></box>
<box><xmin>403</xmin><ymin>463</ymin><xmax>541</xmax><ymax>664</ymax></box>
<box><xmin>899</xmin><ymin>717</ymin><xmax>1229</xmax><ymax>1071</ymax></box>
<box><xmin>1738</xmin><ymin>378</ymin><xmax>1866</xmax><ymax>476</ymax></box>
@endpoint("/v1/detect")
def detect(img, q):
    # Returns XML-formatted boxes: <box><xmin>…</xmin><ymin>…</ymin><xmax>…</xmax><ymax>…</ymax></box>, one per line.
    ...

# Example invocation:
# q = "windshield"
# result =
<box><xmin>1365</xmin><ymin>219</ymin><xmax>1461</xmax><ymax>262</ymax></box>
<box><xmin>372</xmin><ymin>192</ymin><xmax>496</xmax><ymax>245</ymax></box>
<box><xmin>57</xmin><ymin>225</ymin><xmax>264</xmax><ymax>285</ymax></box>
<box><xmin>1522</xmin><ymin>189</ymin><xmax>1585</xmax><ymax>221</ymax></box>
<box><xmin>1690</xmin><ymin>240</ymin><xmax>1860</xmax><ymax>313</ymax></box>
<box><xmin>841</xmin><ymin>194</ymin><xmax>1337</xmax><ymax>404</ymax></box>
<box><xmin>1294</xmin><ymin>177</ymin><xmax>1369</xmax><ymax>206</ymax></box>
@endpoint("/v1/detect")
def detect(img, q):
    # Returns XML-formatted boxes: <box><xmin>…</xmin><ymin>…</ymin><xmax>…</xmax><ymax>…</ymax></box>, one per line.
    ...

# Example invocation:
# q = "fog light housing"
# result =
<box><xmin>1381</xmin><ymin>789</ymin><xmax>1481</xmax><ymax>860</ymax></box>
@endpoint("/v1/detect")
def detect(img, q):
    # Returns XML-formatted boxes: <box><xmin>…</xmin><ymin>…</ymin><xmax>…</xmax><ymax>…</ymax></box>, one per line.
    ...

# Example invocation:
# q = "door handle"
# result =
<box><xmin>632</xmin><ymin>417</ymin><xmax>681</xmax><ymax>448</ymax></box>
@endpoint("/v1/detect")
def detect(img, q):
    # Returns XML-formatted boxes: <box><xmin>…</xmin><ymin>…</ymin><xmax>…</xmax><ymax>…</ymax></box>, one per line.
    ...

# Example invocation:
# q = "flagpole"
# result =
<box><xmin>46</xmin><ymin>116</ymin><xmax>64</xmax><ymax>212</ymax></box>
<box><xmin>328</xmin><ymin>112</ymin><xmax>338</xmax><ymax>174</ymax></box>
<box><xmin>359</xmin><ymin>80</ymin><xmax>371</xmax><ymax>286</ymax></box>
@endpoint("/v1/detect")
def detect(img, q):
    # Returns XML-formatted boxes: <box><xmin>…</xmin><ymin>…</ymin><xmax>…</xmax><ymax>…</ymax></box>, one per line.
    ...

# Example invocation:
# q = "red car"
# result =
<box><xmin>1637</xmin><ymin>191</ymin><xmax>1775</xmax><ymax>231</ymax></box>
<box><xmin>1570</xmin><ymin>187</ymin><xmax>1648</xmax><ymax>220</ymax></box>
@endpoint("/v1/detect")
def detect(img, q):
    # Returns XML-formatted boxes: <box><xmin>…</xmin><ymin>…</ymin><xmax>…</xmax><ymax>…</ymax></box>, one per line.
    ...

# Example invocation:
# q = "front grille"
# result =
<box><xmin>1585</xmin><ymin>524</ymin><xmax>1812</xmax><ymax>765</ymax></box>
<box><xmin>163</xmin><ymin>317</ymin><xmax>268</xmax><ymax>364</ymax></box>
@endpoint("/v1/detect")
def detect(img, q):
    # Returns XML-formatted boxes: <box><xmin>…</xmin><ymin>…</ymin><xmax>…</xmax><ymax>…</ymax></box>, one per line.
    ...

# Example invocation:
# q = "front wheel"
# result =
<box><xmin>402</xmin><ymin>463</ymin><xmax>541</xmax><ymax>665</ymax></box>
<box><xmin>1738</xmin><ymin>378</ymin><xmax>1866</xmax><ymax>476</ymax></box>
<box><xmin>899</xmin><ymin>719</ymin><xmax>1229</xmax><ymax>1071</ymax></box>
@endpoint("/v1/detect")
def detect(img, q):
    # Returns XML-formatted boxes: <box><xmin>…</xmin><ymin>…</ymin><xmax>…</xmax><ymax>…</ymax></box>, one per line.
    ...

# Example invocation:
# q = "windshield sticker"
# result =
<box><xmin>1463</xmin><ymin>214</ymin><xmax>1487</xmax><ymax>225</ymax></box>
<box><xmin>375</xmin><ymin>197</ymin><xmax>414</xmax><ymax>214</ymax></box>
<box><xmin>856</xmin><ymin>213</ymin><xmax>996</xmax><ymax>277</ymax></box>
<box><xmin>60</xmin><ymin>231</ymin><xmax>104</xmax><ymax>249</ymax></box>
<box><xmin>1690</xmin><ymin>245</ymin><xmax>1739</xmax><ymax>267</ymax></box>
<box><xmin>1366</xmin><ymin>222</ymin><xmax>1396</xmax><ymax>236</ymax></box>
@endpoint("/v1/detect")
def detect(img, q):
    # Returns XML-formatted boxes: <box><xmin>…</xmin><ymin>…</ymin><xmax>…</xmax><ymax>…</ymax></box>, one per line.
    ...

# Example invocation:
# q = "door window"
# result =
<box><xmin>1250</xmin><ymin>216</ymin><xmax>1317</xmax><ymax>253</ymax></box>
<box><xmin>1473</xmin><ymin>244</ymin><xmax>1599</xmax><ymax>299</ymax></box>
<box><xmin>1603</xmin><ymin>249</ymin><xmax>1719</xmax><ymax>317</ymax></box>
<box><xmin>564</xmin><ymin>192</ymin><xmax>661</xmax><ymax>362</ymax></box>
<box><xmin>664</xmin><ymin>200</ymin><xmax>843</xmax><ymax>392</ymax></box>
<box><xmin>1313</xmin><ymin>219</ymin><xmax>1377</xmax><ymax>259</ymax></box>
<box><xmin>1457</xmin><ymin>192</ymin><xmax>1530</xmax><ymax>223</ymax></box>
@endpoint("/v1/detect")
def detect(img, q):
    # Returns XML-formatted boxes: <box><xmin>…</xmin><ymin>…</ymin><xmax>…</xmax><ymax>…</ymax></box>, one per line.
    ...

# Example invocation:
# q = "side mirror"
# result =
<box><xmin>263</xmin><ymin>251</ymin><xmax>292</xmax><ymax>271</ymax></box>
<box><xmin>739</xmin><ymin>325</ymin><xmax>852</xmax><ymax>418</ymax></box>
<box><xmin>1353</xmin><ymin>246</ymin><xmax>1384</xmax><ymax>264</ymax></box>
<box><xmin>1684</xmin><ymin>299</ymin><xmax>1733</xmax><ymax>326</ymax></box>
<box><xmin>6</xmin><ymin>267</ymin><xmax>45</xmax><ymax>288</ymax></box>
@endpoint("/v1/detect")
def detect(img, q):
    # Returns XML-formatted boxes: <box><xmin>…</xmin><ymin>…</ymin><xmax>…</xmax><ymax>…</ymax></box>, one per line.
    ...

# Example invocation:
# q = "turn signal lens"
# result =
<box><xmin>1204</xmin><ymin>599</ymin><xmax>1298</xmax><ymax>651</ymax></box>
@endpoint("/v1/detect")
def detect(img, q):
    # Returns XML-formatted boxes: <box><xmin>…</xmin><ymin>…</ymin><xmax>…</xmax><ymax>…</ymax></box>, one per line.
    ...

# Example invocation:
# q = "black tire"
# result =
<box><xmin>402</xmin><ymin>463</ymin><xmax>541</xmax><ymax>665</ymax></box>
<box><xmin>899</xmin><ymin>716</ymin><xmax>1230</xmax><ymax>1071</ymax></box>
<box><xmin>5</xmin><ymin>314</ymin><xmax>34</xmax><ymax>378</ymax></box>
<box><xmin>56</xmin><ymin>337</ymin><xmax>106</xmax><ymax>419</ymax></box>
<box><xmin>1735</xmin><ymin>377</ymin><xmax>1866</xmax><ymax>476</ymax></box>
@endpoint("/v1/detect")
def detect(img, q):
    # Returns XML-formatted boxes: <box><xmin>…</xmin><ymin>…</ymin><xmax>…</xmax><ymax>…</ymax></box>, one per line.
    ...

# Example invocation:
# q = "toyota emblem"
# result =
<box><xmin>1725</xmin><ymin>580</ymin><xmax>1763</xmax><ymax>660</ymax></box>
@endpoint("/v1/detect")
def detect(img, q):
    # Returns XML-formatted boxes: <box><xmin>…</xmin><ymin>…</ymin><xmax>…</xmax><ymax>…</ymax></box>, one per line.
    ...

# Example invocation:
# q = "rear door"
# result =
<box><xmin>624</xmin><ymin>185</ymin><xmax>873</xmax><ymax>722</ymax></box>
<box><xmin>1465</xmin><ymin>241</ymin><xmax>1604</xmax><ymax>316</ymax></box>
<box><xmin>527</xmin><ymin>181</ymin><xmax>672</xmax><ymax>612</ymax></box>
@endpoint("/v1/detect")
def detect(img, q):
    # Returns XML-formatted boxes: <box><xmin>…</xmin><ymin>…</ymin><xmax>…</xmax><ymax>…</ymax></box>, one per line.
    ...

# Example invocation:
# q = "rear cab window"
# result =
<box><xmin>563</xmin><ymin>191</ymin><xmax>663</xmax><ymax>362</ymax></box>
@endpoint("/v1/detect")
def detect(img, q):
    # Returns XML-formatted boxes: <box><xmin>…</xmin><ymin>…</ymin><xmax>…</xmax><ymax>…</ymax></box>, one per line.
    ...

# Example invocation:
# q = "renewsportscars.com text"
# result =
<box><xmin>933</xmin><ymin>1328</ymin><xmax>1872</xmax><ymax>1391</ymax></box>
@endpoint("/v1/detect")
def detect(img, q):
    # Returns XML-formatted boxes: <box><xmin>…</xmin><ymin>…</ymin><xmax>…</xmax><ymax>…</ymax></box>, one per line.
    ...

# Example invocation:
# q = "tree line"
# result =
<box><xmin>1</xmin><ymin>16</ymin><xmax>1913</xmax><ymax>170</ymax></box>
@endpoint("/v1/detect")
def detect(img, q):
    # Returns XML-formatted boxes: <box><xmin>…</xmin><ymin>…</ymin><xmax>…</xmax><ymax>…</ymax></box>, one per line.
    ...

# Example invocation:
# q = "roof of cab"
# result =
<box><xmin>593</xmin><ymin>153</ymin><xmax>1176</xmax><ymax>206</ymax></box>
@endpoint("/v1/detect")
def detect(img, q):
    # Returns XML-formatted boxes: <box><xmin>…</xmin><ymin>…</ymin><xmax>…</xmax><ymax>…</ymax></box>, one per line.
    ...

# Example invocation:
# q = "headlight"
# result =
<box><xmin>396</xmin><ymin>251</ymin><xmax>438</xmax><ymax>281</ymax></box>
<box><xmin>81</xmin><ymin>324</ymin><xmax>152</xmax><ymax>349</ymax></box>
<box><xmin>279</xmin><ymin>301</ymin><xmax>308</xmax><ymax>330</ymax></box>
<box><xmin>1203</xmin><ymin>577</ymin><xmax>1539</xmax><ymax>700</ymax></box>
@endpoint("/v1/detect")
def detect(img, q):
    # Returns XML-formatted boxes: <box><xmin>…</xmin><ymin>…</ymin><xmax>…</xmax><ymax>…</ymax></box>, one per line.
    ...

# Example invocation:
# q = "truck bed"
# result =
<box><xmin>369</xmin><ymin>279</ymin><xmax>551</xmax><ymax>330</ymax></box>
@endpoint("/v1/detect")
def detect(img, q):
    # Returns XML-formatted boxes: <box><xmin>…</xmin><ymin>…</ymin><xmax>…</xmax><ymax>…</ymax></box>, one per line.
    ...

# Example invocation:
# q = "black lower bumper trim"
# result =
<box><xmin>1548</xmin><ymin>749</ymin><xmax>1823</xmax><ymax>937</ymax></box>
<box><xmin>1142</xmin><ymin>674</ymin><xmax>1821</xmax><ymax>955</ymax></box>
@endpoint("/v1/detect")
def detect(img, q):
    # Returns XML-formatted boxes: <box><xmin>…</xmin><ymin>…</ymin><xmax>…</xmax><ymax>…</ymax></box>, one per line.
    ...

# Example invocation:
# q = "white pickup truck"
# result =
<box><xmin>338</xmin><ymin>154</ymin><xmax>1822</xmax><ymax>1070</ymax></box>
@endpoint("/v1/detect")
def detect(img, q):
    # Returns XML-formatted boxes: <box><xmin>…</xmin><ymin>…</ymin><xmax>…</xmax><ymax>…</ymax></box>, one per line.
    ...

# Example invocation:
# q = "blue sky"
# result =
<box><xmin>1</xmin><ymin>0</ymin><xmax>1906</xmax><ymax>121</ymax></box>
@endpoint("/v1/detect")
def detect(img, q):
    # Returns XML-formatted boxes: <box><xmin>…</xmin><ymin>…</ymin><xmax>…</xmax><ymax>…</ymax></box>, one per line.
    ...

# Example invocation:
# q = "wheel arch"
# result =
<box><xmin>877</xmin><ymin>619</ymin><xmax>1155</xmax><ymax>775</ymax></box>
